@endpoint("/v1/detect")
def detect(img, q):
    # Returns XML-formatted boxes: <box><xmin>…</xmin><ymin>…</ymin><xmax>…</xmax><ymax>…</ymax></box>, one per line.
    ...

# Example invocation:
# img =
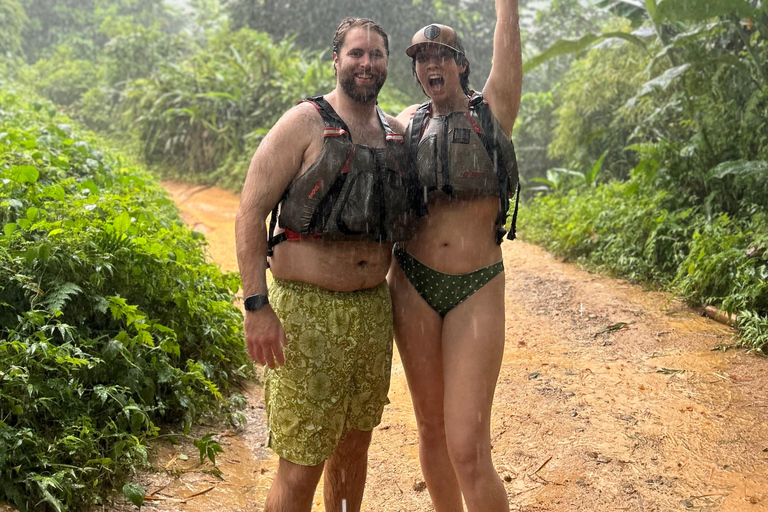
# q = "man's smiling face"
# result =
<box><xmin>335</xmin><ymin>27</ymin><xmax>388</xmax><ymax>104</ymax></box>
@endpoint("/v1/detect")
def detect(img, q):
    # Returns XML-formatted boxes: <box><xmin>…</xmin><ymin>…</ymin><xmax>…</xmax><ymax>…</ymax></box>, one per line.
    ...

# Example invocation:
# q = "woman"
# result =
<box><xmin>389</xmin><ymin>1</ymin><xmax>522</xmax><ymax>511</ymax></box>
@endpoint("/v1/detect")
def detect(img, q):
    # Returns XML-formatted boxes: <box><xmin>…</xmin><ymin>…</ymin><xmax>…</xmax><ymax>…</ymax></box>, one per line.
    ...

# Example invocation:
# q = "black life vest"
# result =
<box><xmin>407</xmin><ymin>93</ymin><xmax>521</xmax><ymax>244</ymax></box>
<box><xmin>268</xmin><ymin>96</ymin><xmax>419</xmax><ymax>254</ymax></box>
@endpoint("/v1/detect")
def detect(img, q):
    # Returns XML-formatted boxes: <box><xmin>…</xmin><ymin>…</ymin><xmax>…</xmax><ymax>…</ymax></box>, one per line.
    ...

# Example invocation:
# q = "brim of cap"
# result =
<box><xmin>405</xmin><ymin>41</ymin><xmax>461</xmax><ymax>58</ymax></box>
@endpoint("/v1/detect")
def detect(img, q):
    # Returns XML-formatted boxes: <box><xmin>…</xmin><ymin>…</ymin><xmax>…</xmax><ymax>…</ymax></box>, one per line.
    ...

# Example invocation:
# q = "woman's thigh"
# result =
<box><xmin>441</xmin><ymin>271</ymin><xmax>506</xmax><ymax>448</ymax></box>
<box><xmin>388</xmin><ymin>261</ymin><xmax>445</xmax><ymax>425</ymax></box>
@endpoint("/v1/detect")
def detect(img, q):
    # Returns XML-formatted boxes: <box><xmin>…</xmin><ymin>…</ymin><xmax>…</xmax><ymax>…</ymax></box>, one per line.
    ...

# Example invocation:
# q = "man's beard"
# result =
<box><xmin>338</xmin><ymin>68</ymin><xmax>387</xmax><ymax>104</ymax></box>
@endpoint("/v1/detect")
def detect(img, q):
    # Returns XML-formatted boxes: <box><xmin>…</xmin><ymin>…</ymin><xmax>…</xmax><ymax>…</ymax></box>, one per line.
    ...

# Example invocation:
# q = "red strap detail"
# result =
<box><xmin>341</xmin><ymin>145</ymin><xmax>355</xmax><ymax>174</ymax></box>
<box><xmin>324</xmin><ymin>127</ymin><xmax>348</xmax><ymax>138</ymax></box>
<box><xmin>386</xmin><ymin>133</ymin><xmax>404</xmax><ymax>143</ymax></box>
<box><xmin>283</xmin><ymin>229</ymin><xmax>322</xmax><ymax>241</ymax></box>
<box><xmin>465</xmin><ymin>111</ymin><xmax>483</xmax><ymax>134</ymax></box>
<box><xmin>298</xmin><ymin>99</ymin><xmax>322</xmax><ymax>114</ymax></box>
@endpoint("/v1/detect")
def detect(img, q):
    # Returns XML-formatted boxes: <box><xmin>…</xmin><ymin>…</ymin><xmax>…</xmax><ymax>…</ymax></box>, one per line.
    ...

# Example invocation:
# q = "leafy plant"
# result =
<box><xmin>193</xmin><ymin>433</ymin><xmax>224</xmax><ymax>466</ymax></box>
<box><xmin>522</xmin><ymin>154</ymin><xmax>768</xmax><ymax>353</ymax></box>
<box><xmin>0</xmin><ymin>89</ymin><xmax>252</xmax><ymax>511</ymax></box>
<box><xmin>738</xmin><ymin>310</ymin><xmax>768</xmax><ymax>353</ymax></box>
<box><xmin>19</xmin><ymin>47</ymin><xmax>100</xmax><ymax>106</ymax></box>
<box><xmin>121</xmin><ymin>483</ymin><xmax>145</xmax><ymax>508</ymax></box>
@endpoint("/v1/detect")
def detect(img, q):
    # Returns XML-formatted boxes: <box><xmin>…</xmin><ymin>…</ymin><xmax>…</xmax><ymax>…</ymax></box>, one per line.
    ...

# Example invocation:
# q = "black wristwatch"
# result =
<box><xmin>244</xmin><ymin>294</ymin><xmax>269</xmax><ymax>312</ymax></box>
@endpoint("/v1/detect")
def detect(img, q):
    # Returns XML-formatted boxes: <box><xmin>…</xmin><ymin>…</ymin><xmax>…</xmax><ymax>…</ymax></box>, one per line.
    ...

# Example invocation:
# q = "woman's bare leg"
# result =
<box><xmin>389</xmin><ymin>263</ymin><xmax>463</xmax><ymax>512</ymax></box>
<box><xmin>442</xmin><ymin>272</ymin><xmax>508</xmax><ymax>512</ymax></box>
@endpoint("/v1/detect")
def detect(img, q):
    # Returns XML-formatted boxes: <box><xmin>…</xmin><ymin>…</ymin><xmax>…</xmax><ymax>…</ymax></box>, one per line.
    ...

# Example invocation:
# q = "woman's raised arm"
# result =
<box><xmin>482</xmin><ymin>0</ymin><xmax>522</xmax><ymax>138</ymax></box>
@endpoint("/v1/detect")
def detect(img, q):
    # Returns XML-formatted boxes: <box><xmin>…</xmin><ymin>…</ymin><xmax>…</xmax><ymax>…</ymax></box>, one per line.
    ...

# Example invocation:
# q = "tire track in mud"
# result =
<box><xmin>105</xmin><ymin>182</ymin><xmax>767</xmax><ymax>512</ymax></box>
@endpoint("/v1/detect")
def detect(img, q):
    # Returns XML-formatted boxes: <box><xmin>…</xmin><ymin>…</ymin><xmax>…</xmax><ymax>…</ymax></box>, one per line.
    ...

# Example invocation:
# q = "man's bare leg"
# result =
<box><xmin>323</xmin><ymin>429</ymin><xmax>373</xmax><ymax>512</ymax></box>
<box><xmin>265</xmin><ymin>458</ymin><xmax>324</xmax><ymax>512</ymax></box>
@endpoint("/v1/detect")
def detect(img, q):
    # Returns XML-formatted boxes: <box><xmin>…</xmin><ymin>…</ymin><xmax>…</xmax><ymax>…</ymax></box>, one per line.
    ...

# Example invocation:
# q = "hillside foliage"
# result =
<box><xmin>0</xmin><ymin>89</ymin><xmax>252</xmax><ymax>511</ymax></box>
<box><xmin>522</xmin><ymin>0</ymin><xmax>768</xmax><ymax>351</ymax></box>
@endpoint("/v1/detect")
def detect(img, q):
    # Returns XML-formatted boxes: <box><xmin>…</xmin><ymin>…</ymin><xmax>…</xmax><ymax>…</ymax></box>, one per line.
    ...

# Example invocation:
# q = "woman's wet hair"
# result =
<box><xmin>411</xmin><ymin>42</ymin><xmax>471</xmax><ymax>97</ymax></box>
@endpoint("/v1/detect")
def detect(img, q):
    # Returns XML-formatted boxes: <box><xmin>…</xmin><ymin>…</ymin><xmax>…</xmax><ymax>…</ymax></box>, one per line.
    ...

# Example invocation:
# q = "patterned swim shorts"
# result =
<box><xmin>264</xmin><ymin>278</ymin><xmax>393</xmax><ymax>466</ymax></box>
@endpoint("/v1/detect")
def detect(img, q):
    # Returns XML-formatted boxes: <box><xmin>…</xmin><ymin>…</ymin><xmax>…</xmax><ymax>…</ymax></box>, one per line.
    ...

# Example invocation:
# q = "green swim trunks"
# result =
<box><xmin>264</xmin><ymin>278</ymin><xmax>393</xmax><ymax>466</ymax></box>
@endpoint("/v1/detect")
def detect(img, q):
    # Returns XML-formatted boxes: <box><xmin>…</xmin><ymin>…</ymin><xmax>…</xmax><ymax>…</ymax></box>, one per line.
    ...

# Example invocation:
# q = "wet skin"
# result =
<box><xmin>389</xmin><ymin>2</ymin><xmax>522</xmax><ymax>511</ymax></box>
<box><xmin>270</xmin><ymin>28</ymin><xmax>394</xmax><ymax>292</ymax></box>
<box><xmin>235</xmin><ymin>24</ymin><xmax>405</xmax><ymax>512</ymax></box>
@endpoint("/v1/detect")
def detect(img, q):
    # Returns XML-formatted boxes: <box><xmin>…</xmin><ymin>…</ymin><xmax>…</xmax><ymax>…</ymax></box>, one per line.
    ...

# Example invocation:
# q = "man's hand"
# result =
<box><xmin>244</xmin><ymin>306</ymin><xmax>288</xmax><ymax>369</ymax></box>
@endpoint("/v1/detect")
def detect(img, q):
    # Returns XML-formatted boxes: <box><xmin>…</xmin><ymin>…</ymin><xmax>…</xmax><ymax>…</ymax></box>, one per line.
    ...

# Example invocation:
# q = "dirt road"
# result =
<box><xmin>110</xmin><ymin>182</ymin><xmax>768</xmax><ymax>512</ymax></box>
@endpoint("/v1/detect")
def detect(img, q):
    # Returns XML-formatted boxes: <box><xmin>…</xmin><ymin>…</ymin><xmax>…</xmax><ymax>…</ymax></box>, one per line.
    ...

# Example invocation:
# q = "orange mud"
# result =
<box><xmin>99</xmin><ymin>182</ymin><xmax>767</xmax><ymax>511</ymax></box>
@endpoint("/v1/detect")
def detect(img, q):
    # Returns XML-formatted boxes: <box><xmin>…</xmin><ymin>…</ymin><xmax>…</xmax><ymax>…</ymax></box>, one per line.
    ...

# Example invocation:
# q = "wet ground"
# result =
<box><xmin>14</xmin><ymin>181</ymin><xmax>766</xmax><ymax>512</ymax></box>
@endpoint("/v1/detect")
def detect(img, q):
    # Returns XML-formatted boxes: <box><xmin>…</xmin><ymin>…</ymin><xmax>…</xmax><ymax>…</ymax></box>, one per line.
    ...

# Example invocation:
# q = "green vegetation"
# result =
<box><xmin>0</xmin><ymin>89</ymin><xmax>252</xmax><ymax>510</ymax></box>
<box><xmin>225</xmin><ymin>0</ymin><xmax>498</xmax><ymax>96</ymax></box>
<box><xmin>19</xmin><ymin>0</ymin><xmax>177</xmax><ymax>63</ymax></box>
<box><xmin>0</xmin><ymin>0</ymin><xmax>26</xmax><ymax>58</ymax></box>
<box><xmin>521</xmin><ymin>0</ymin><xmax>768</xmax><ymax>352</ymax></box>
<box><xmin>2</xmin><ymin>0</ymin><xmax>766</xmax><ymax>508</ymax></box>
<box><xmin>121</xmin><ymin>29</ymin><xmax>337</xmax><ymax>190</ymax></box>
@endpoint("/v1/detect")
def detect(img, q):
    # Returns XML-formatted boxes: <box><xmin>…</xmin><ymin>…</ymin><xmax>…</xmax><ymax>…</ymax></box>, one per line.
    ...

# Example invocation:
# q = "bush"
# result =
<box><xmin>675</xmin><ymin>213</ymin><xmax>768</xmax><ymax>323</ymax></box>
<box><xmin>18</xmin><ymin>47</ymin><xmax>100</xmax><ymax>107</ymax></box>
<box><xmin>522</xmin><ymin>164</ymin><xmax>768</xmax><ymax>353</ymax></box>
<box><xmin>548</xmin><ymin>25</ymin><xmax>651</xmax><ymax>178</ymax></box>
<box><xmin>122</xmin><ymin>28</ymin><xmax>336</xmax><ymax>188</ymax></box>
<box><xmin>0</xmin><ymin>90</ymin><xmax>252</xmax><ymax>511</ymax></box>
<box><xmin>522</xmin><ymin>178</ymin><xmax>693</xmax><ymax>283</ymax></box>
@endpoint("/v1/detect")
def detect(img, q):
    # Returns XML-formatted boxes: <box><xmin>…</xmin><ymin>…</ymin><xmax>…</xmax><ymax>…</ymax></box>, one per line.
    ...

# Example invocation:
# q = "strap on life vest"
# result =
<box><xmin>409</xmin><ymin>102</ymin><xmax>431</xmax><ymax>217</ymax></box>
<box><xmin>266</xmin><ymin>193</ymin><xmax>284</xmax><ymax>259</ymax></box>
<box><xmin>468</xmin><ymin>94</ymin><xmax>519</xmax><ymax>244</ymax></box>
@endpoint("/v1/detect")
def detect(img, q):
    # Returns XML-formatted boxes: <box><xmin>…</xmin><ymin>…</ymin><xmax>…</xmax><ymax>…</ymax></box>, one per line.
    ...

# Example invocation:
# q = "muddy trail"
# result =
<box><xmin>101</xmin><ymin>182</ymin><xmax>768</xmax><ymax>512</ymax></box>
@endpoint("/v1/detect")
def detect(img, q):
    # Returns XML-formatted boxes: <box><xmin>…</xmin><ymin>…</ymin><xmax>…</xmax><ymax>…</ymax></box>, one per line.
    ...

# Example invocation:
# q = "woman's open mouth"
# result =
<box><xmin>428</xmin><ymin>75</ymin><xmax>445</xmax><ymax>89</ymax></box>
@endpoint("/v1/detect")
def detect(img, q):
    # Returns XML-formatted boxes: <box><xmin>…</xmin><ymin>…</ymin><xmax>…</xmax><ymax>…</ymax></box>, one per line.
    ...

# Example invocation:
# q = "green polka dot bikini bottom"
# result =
<box><xmin>394</xmin><ymin>246</ymin><xmax>504</xmax><ymax>317</ymax></box>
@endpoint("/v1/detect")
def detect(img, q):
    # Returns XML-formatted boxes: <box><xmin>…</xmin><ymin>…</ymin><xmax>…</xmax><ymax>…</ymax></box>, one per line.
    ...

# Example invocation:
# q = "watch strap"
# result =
<box><xmin>244</xmin><ymin>294</ymin><xmax>269</xmax><ymax>312</ymax></box>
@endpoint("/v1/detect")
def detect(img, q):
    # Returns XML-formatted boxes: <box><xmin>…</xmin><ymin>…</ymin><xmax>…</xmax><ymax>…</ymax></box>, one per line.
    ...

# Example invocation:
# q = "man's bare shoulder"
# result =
<box><xmin>245</xmin><ymin>101</ymin><xmax>323</xmax><ymax>192</ymax></box>
<box><xmin>385</xmin><ymin>113</ymin><xmax>407</xmax><ymax>135</ymax></box>
<box><xmin>269</xmin><ymin>101</ymin><xmax>323</xmax><ymax>136</ymax></box>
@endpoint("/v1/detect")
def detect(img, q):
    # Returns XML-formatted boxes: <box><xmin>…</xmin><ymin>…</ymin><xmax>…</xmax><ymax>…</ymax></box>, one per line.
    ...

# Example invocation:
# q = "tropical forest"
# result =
<box><xmin>1</xmin><ymin>0</ymin><xmax>766</xmax><ymax>510</ymax></box>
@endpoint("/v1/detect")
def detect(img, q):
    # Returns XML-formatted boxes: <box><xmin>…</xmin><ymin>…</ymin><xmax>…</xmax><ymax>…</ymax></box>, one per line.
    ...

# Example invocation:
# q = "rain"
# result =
<box><xmin>2</xmin><ymin>0</ymin><xmax>768</xmax><ymax>511</ymax></box>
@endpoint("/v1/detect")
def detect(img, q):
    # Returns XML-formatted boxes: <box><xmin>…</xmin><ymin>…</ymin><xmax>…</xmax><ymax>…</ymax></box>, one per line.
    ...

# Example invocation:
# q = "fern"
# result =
<box><xmin>42</xmin><ymin>282</ymin><xmax>82</xmax><ymax>314</ymax></box>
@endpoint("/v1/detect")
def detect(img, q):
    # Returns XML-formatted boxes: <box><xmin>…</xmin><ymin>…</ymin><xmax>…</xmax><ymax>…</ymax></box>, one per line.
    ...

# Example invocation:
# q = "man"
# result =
<box><xmin>235</xmin><ymin>17</ymin><xmax>414</xmax><ymax>512</ymax></box>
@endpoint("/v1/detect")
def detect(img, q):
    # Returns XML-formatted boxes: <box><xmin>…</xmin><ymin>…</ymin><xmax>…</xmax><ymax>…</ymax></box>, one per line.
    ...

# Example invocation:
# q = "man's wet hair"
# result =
<box><xmin>333</xmin><ymin>17</ymin><xmax>390</xmax><ymax>57</ymax></box>
<box><xmin>411</xmin><ymin>42</ymin><xmax>471</xmax><ymax>97</ymax></box>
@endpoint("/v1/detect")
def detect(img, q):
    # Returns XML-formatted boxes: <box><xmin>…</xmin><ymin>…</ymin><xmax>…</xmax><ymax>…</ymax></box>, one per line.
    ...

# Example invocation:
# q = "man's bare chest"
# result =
<box><xmin>346</xmin><ymin>124</ymin><xmax>386</xmax><ymax>148</ymax></box>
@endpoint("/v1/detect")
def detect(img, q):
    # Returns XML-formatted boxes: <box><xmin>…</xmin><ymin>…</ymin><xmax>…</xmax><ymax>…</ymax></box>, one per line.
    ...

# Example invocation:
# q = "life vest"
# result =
<box><xmin>267</xmin><ymin>96</ymin><xmax>419</xmax><ymax>254</ymax></box>
<box><xmin>407</xmin><ymin>93</ymin><xmax>520</xmax><ymax>244</ymax></box>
